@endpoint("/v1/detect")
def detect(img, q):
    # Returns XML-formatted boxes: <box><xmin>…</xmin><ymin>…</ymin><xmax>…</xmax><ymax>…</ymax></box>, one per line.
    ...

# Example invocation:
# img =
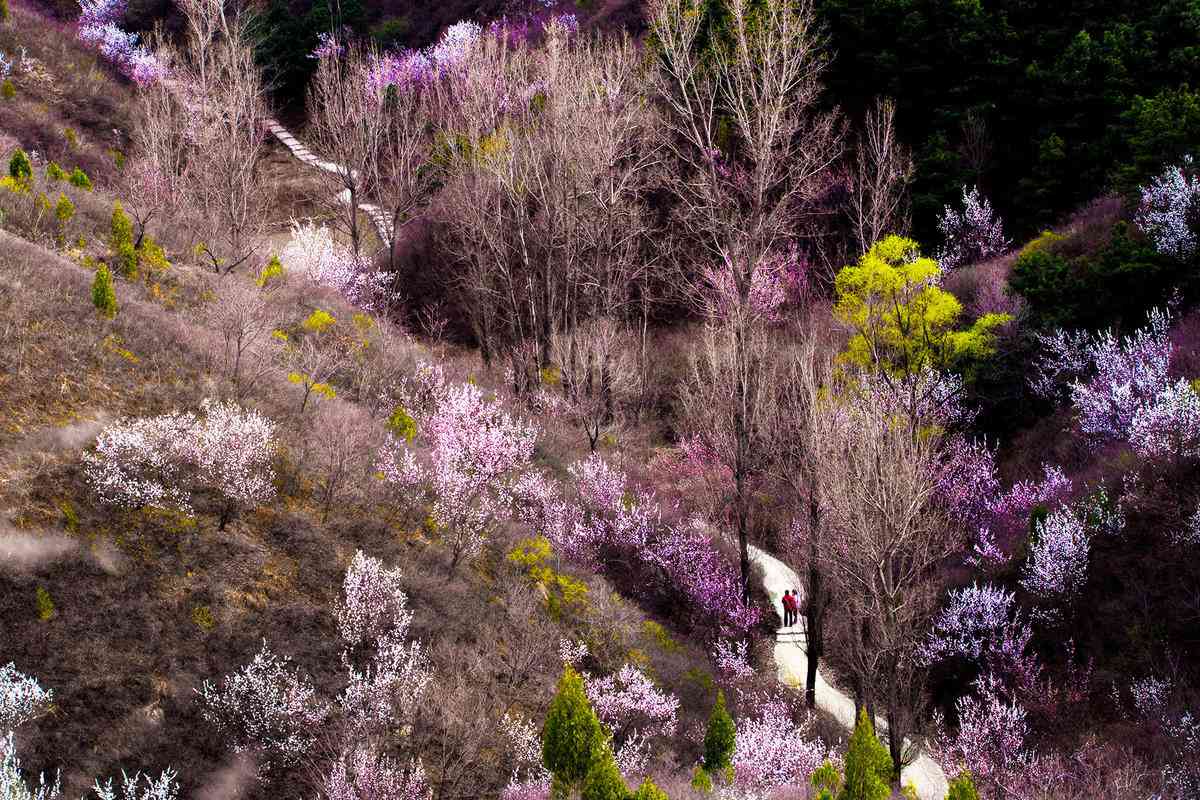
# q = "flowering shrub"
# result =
<box><xmin>730</xmin><ymin>692</ymin><xmax>831</xmax><ymax>795</ymax></box>
<box><xmin>518</xmin><ymin>455</ymin><xmax>760</xmax><ymax>634</ymax></box>
<box><xmin>934</xmin><ymin>675</ymin><xmax>1032</xmax><ymax>795</ymax></box>
<box><xmin>1134</xmin><ymin>156</ymin><xmax>1200</xmax><ymax>260</ymax></box>
<box><xmin>701</xmin><ymin>248</ymin><xmax>807</xmax><ymax>323</ymax></box>
<box><xmin>335</xmin><ymin>550</ymin><xmax>412</xmax><ymax>649</ymax></box>
<box><xmin>558</xmin><ymin>638</ymin><xmax>588</xmax><ymax>667</ymax></box>
<box><xmin>195</xmin><ymin>640</ymin><xmax>329</xmax><ymax>777</ymax></box>
<box><xmin>923</xmin><ymin>584</ymin><xmax>1040</xmax><ymax>694</ymax></box>
<box><xmin>280</xmin><ymin>220</ymin><xmax>399</xmax><ymax>312</ymax></box>
<box><xmin>1030</xmin><ymin>305</ymin><xmax>1175</xmax><ymax>446</ymax></box>
<box><xmin>84</xmin><ymin>400</ymin><xmax>276</xmax><ymax>528</ymax></box>
<box><xmin>1128</xmin><ymin>379</ymin><xmax>1200</xmax><ymax>461</ymax></box>
<box><xmin>323</xmin><ymin>748</ymin><xmax>430</xmax><ymax>800</ymax></box>
<box><xmin>76</xmin><ymin>0</ymin><xmax>166</xmax><ymax>86</ymax></box>
<box><xmin>1020</xmin><ymin>507</ymin><xmax>1091</xmax><ymax>616</ymax></box>
<box><xmin>365</xmin><ymin>19</ymin><xmax>481</xmax><ymax>92</ymax></box>
<box><xmin>936</xmin><ymin>185</ymin><xmax>1011</xmax><ymax>270</ymax></box>
<box><xmin>585</xmin><ymin>664</ymin><xmax>679</xmax><ymax>741</ymax></box>
<box><xmin>711</xmin><ymin>640</ymin><xmax>755</xmax><ymax>682</ymax></box>
<box><xmin>379</xmin><ymin>382</ymin><xmax>538</xmax><ymax>570</ymax></box>
<box><xmin>90</xmin><ymin>769</ymin><xmax>180</xmax><ymax>800</ymax></box>
<box><xmin>335</xmin><ymin>552</ymin><xmax>431</xmax><ymax>737</ymax></box>
<box><xmin>0</xmin><ymin>664</ymin><xmax>53</xmax><ymax>732</ymax></box>
<box><xmin>500</xmin><ymin>714</ymin><xmax>550</xmax><ymax>800</ymax></box>
<box><xmin>0</xmin><ymin>731</ymin><xmax>61</xmax><ymax>800</ymax></box>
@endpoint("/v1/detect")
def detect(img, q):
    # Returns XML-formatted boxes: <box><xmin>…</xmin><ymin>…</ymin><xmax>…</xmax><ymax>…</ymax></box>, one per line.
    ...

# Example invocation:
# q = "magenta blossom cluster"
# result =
<box><xmin>923</xmin><ymin>584</ymin><xmax>1040</xmax><ymax>694</ymax></box>
<box><xmin>585</xmin><ymin>664</ymin><xmax>680</xmax><ymax>742</ymax></box>
<box><xmin>558</xmin><ymin>638</ymin><xmax>588</xmax><ymax>666</ymax></box>
<box><xmin>364</xmin><ymin>20</ymin><xmax>482</xmax><ymax>93</ymax></box>
<box><xmin>730</xmin><ymin>691</ymin><xmax>832</xmax><ymax>795</ymax></box>
<box><xmin>936</xmin><ymin>184</ymin><xmax>1011</xmax><ymax>270</ymax></box>
<box><xmin>0</xmin><ymin>663</ymin><xmax>52</xmax><ymax>733</ymax></box>
<box><xmin>701</xmin><ymin>247</ymin><xmax>808</xmax><ymax>323</ymax></box>
<box><xmin>516</xmin><ymin>455</ymin><xmax>761</xmax><ymax>634</ymax></box>
<box><xmin>1135</xmin><ymin>155</ymin><xmax>1200</xmax><ymax>260</ymax></box>
<box><xmin>711</xmin><ymin>639</ymin><xmax>756</xmax><ymax>682</ymax></box>
<box><xmin>84</xmin><ymin>399</ymin><xmax>277</xmax><ymax>525</ymax></box>
<box><xmin>934</xmin><ymin>674</ymin><xmax>1032</xmax><ymax>795</ymax></box>
<box><xmin>379</xmin><ymin>381</ymin><xmax>539</xmax><ymax>564</ymax></box>
<box><xmin>76</xmin><ymin>0</ymin><xmax>166</xmax><ymax>86</ymax></box>
<box><xmin>195</xmin><ymin>640</ymin><xmax>329</xmax><ymax>778</ymax></box>
<box><xmin>1019</xmin><ymin>507</ymin><xmax>1091</xmax><ymax>619</ymax></box>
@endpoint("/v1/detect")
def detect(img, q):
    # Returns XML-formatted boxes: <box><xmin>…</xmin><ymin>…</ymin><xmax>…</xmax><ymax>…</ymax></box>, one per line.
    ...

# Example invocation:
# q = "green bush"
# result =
<box><xmin>702</xmin><ymin>690</ymin><xmax>735</xmax><ymax>775</ymax></box>
<box><xmin>0</xmin><ymin>0</ymin><xmax>9</xmax><ymax>22</ymax></box>
<box><xmin>92</xmin><ymin>263</ymin><xmax>117</xmax><ymax>318</ymax></box>
<box><xmin>945</xmin><ymin>772</ymin><xmax>980</xmax><ymax>800</ymax></box>
<box><xmin>45</xmin><ymin>161</ymin><xmax>66</xmax><ymax>182</ymax></box>
<box><xmin>1</xmin><ymin>79</ymin><xmax>14</xmax><ymax>100</ymax></box>
<box><xmin>631</xmin><ymin>778</ymin><xmax>668</xmax><ymax>800</ymax></box>
<box><xmin>35</xmin><ymin>586</ymin><xmax>55</xmax><ymax>622</ymax></box>
<box><xmin>543</xmin><ymin>664</ymin><xmax>606</xmax><ymax>792</ymax></box>
<box><xmin>840</xmin><ymin>709</ymin><xmax>891</xmax><ymax>800</ymax></box>
<box><xmin>68</xmin><ymin>167</ymin><xmax>92</xmax><ymax>191</ymax></box>
<box><xmin>812</xmin><ymin>761</ymin><xmax>842</xmax><ymax>800</ymax></box>
<box><xmin>9</xmin><ymin>148</ymin><xmax>31</xmax><ymax>181</ymax></box>
<box><xmin>137</xmin><ymin>235</ymin><xmax>170</xmax><ymax>272</ymax></box>
<box><xmin>689</xmin><ymin>764</ymin><xmax>713</xmax><ymax>793</ymax></box>
<box><xmin>109</xmin><ymin>202</ymin><xmax>137</xmax><ymax>277</ymax></box>
<box><xmin>1009</xmin><ymin>221</ymin><xmax>1187</xmax><ymax>330</ymax></box>
<box><xmin>257</xmin><ymin>254</ymin><xmax>285</xmax><ymax>287</ymax></box>
<box><xmin>386</xmin><ymin>406</ymin><xmax>417</xmax><ymax>443</ymax></box>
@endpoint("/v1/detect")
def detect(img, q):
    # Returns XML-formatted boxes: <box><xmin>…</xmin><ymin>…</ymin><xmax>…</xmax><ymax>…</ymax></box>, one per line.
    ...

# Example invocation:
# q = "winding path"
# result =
<box><xmin>263</xmin><ymin>114</ymin><xmax>948</xmax><ymax>800</ymax></box>
<box><xmin>264</xmin><ymin>118</ymin><xmax>393</xmax><ymax>244</ymax></box>
<box><xmin>748</xmin><ymin>544</ymin><xmax>950</xmax><ymax>800</ymax></box>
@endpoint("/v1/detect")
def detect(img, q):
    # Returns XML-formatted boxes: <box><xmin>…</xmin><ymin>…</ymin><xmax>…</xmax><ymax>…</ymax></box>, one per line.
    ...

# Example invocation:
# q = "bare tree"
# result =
<box><xmin>144</xmin><ymin>0</ymin><xmax>271</xmax><ymax>275</ymax></box>
<box><xmin>306</xmin><ymin>402</ymin><xmax>380</xmax><ymax>522</ymax></box>
<box><xmin>678</xmin><ymin>322</ymin><xmax>784</xmax><ymax>601</ymax></box>
<box><xmin>652</xmin><ymin>0</ymin><xmax>842</xmax><ymax>597</ymax></box>
<box><xmin>958</xmin><ymin>108</ymin><xmax>993</xmax><ymax>185</ymax></box>
<box><xmin>847</xmin><ymin>96</ymin><xmax>913</xmax><ymax>255</ymax></box>
<box><xmin>772</xmin><ymin>334</ymin><xmax>840</xmax><ymax>709</ymax></box>
<box><xmin>306</xmin><ymin>40</ymin><xmax>381</xmax><ymax>259</ymax></box>
<box><xmin>550</xmin><ymin>318</ymin><xmax>637</xmax><ymax>452</ymax></box>
<box><xmin>285</xmin><ymin>335</ymin><xmax>346</xmax><ymax>415</ymax></box>
<box><xmin>815</xmin><ymin>384</ymin><xmax>960</xmax><ymax>782</ymax></box>
<box><xmin>435</xmin><ymin>21</ymin><xmax>660</xmax><ymax>373</ymax></box>
<box><xmin>207</xmin><ymin>280</ymin><xmax>275</xmax><ymax>400</ymax></box>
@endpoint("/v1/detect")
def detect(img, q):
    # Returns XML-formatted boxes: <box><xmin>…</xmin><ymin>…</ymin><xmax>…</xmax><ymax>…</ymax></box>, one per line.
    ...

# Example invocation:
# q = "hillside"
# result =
<box><xmin>1</xmin><ymin>1</ymin><xmax>1199</xmax><ymax>800</ymax></box>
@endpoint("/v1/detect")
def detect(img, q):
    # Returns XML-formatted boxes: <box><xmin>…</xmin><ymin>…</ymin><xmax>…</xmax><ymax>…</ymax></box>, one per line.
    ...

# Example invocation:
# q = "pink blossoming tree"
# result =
<box><xmin>379</xmin><ymin>382</ymin><xmax>539</xmax><ymax>572</ymax></box>
<box><xmin>936</xmin><ymin>184</ymin><xmax>1011</xmax><ymax>270</ymax></box>
<box><xmin>1134</xmin><ymin>156</ymin><xmax>1200</xmax><ymax>260</ymax></box>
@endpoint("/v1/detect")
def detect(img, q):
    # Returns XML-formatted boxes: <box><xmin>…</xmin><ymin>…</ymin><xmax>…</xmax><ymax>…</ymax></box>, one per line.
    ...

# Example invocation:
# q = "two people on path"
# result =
<box><xmin>781</xmin><ymin>589</ymin><xmax>799</xmax><ymax>627</ymax></box>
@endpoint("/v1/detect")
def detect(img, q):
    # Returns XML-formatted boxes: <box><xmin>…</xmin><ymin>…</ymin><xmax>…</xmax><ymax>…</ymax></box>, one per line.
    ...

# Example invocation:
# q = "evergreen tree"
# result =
<box><xmin>839</xmin><ymin>709</ymin><xmax>891</xmax><ymax>800</ymax></box>
<box><xmin>812</xmin><ymin>760</ymin><xmax>843</xmax><ymax>800</ymax></box>
<box><xmin>92</xmin><ymin>263</ymin><xmax>117</xmax><ymax>319</ymax></box>
<box><xmin>109</xmin><ymin>202</ymin><xmax>137</xmax><ymax>277</ymax></box>
<box><xmin>945</xmin><ymin>772</ymin><xmax>980</xmax><ymax>800</ymax></box>
<box><xmin>543</xmin><ymin>665</ymin><xmax>606</xmax><ymax>794</ymax></box>
<box><xmin>702</xmin><ymin>689</ymin><xmax>735</xmax><ymax>775</ymax></box>
<box><xmin>580</xmin><ymin>746</ymin><xmax>629</xmax><ymax>800</ymax></box>
<box><xmin>8</xmin><ymin>148</ymin><xmax>30</xmax><ymax>181</ymax></box>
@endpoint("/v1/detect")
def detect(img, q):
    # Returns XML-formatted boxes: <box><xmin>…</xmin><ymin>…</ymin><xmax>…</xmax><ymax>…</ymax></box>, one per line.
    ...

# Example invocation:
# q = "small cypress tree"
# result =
<box><xmin>631</xmin><ymin>777</ymin><xmax>668</xmax><ymax>800</ymax></box>
<box><xmin>945</xmin><ymin>772</ymin><xmax>980</xmax><ymax>800</ymax></box>
<box><xmin>839</xmin><ymin>709</ymin><xmax>891</xmax><ymax>800</ymax></box>
<box><xmin>109</xmin><ymin>202</ymin><xmax>137</xmax><ymax>277</ymax></box>
<box><xmin>580</xmin><ymin>746</ymin><xmax>628</xmax><ymax>800</ymax></box>
<box><xmin>702</xmin><ymin>690</ymin><xmax>736</xmax><ymax>774</ymax></box>
<box><xmin>92</xmin><ymin>263</ymin><xmax>117</xmax><ymax>318</ymax></box>
<box><xmin>1</xmin><ymin>80</ymin><xmax>14</xmax><ymax>100</ymax></box>
<box><xmin>8</xmin><ymin>148</ymin><xmax>31</xmax><ymax>181</ymax></box>
<box><xmin>0</xmin><ymin>0</ymin><xmax>10</xmax><ymax>23</ymax></box>
<box><xmin>543</xmin><ymin>664</ymin><xmax>606</xmax><ymax>794</ymax></box>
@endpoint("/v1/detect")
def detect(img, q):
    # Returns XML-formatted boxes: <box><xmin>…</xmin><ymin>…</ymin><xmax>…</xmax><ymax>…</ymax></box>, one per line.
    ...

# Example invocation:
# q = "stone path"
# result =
<box><xmin>264</xmin><ymin>118</ymin><xmax>393</xmax><ymax>244</ymax></box>
<box><xmin>747</xmin><ymin>544</ymin><xmax>950</xmax><ymax>800</ymax></box>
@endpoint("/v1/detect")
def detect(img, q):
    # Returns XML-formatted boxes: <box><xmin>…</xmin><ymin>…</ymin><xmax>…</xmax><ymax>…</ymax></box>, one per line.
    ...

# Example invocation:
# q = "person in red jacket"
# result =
<box><xmin>781</xmin><ymin>590</ymin><xmax>797</xmax><ymax>627</ymax></box>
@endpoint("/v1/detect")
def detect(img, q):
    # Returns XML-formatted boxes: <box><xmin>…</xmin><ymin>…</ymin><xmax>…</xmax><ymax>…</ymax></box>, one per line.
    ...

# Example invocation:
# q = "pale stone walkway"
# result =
<box><xmin>264</xmin><ymin>118</ymin><xmax>392</xmax><ymax>244</ymax></box>
<box><xmin>748</xmin><ymin>544</ymin><xmax>950</xmax><ymax>800</ymax></box>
